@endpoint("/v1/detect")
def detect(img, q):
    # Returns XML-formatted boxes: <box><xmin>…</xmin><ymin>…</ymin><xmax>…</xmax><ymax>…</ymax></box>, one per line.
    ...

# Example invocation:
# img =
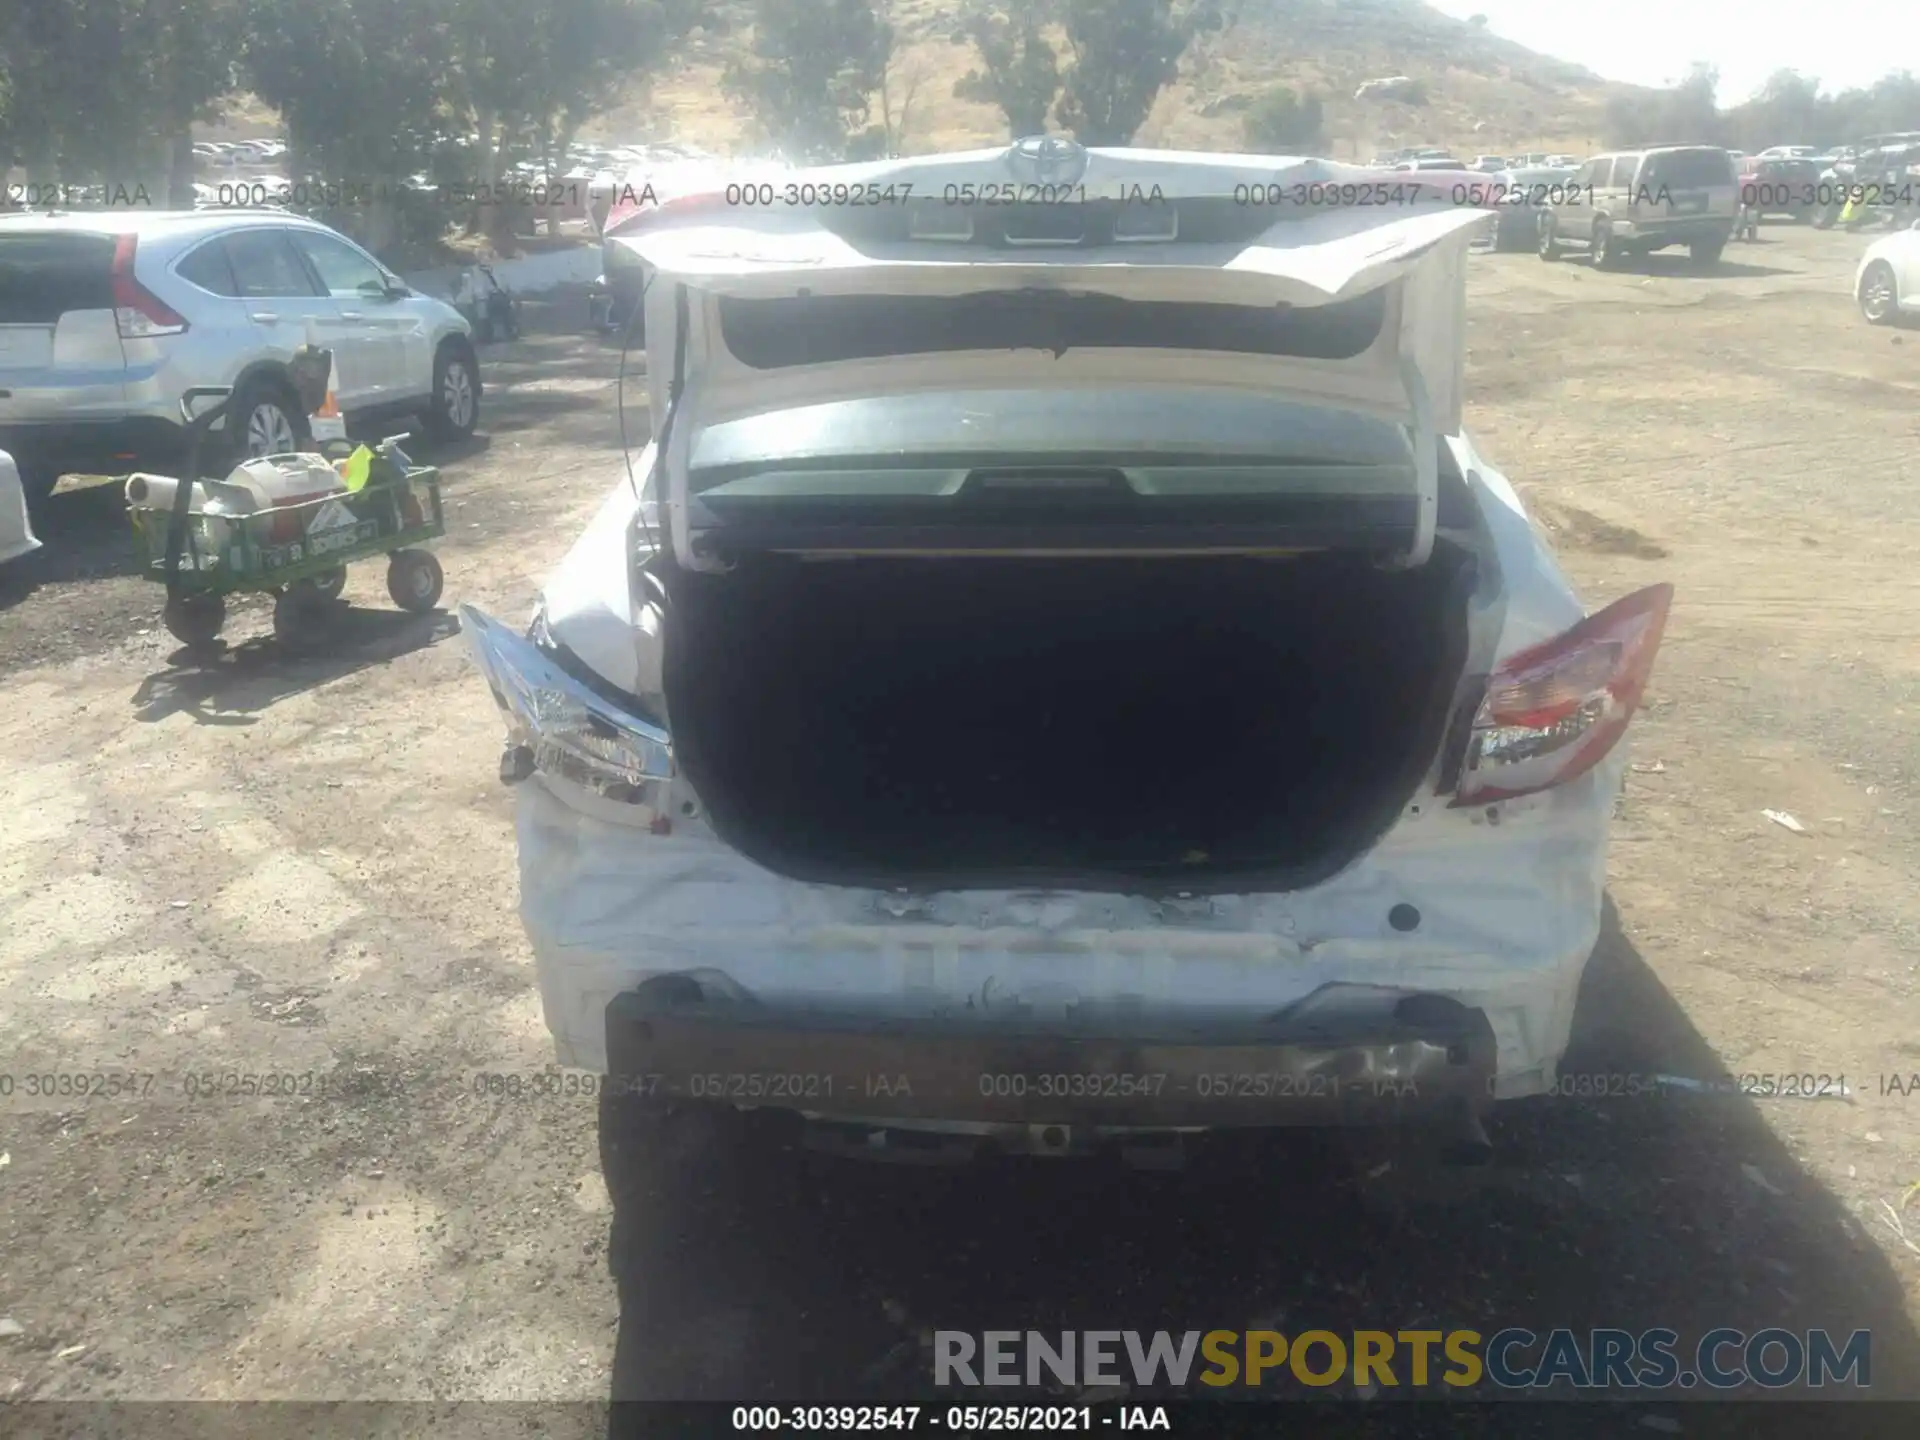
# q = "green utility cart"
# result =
<box><xmin>132</xmin><ymin>376</ymin><xmax>447</xmax><ymax>649</ymax></box>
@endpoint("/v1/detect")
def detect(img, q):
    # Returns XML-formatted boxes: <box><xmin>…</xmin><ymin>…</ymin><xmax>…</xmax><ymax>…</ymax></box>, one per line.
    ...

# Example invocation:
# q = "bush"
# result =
<box><xmin>1243</xmin><ymin>85</ymin><xmax>1326</xmax><ymax>153</ymax></box>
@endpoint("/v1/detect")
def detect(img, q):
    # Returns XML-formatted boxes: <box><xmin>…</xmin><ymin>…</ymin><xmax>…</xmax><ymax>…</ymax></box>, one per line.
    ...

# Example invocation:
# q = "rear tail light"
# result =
<box><xmin>460</xmin><ymin>602</ymin><xmax>675</xmax><ymax>805</ymax></box>
<box><xmin>111</xmin><ymin>235</ymin><xmax>189</xmax><ymax>338</ymax></box>
<box><xmin>1450</xmin><ymin>583</ymin><xmax>1673</xmax><ymax>807</ymax></box>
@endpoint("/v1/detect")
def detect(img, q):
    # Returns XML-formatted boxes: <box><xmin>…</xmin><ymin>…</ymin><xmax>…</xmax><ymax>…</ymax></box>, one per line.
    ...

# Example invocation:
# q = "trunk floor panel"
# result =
<box><xmin>663</xmin><ymin>551</ymin><xmax>1471</xmax><ymax>888</ymax></box>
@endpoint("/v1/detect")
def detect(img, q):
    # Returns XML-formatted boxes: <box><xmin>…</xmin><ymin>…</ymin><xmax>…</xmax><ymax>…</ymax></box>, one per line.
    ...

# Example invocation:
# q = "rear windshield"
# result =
<box><xmin>688</xmin><ymin>388</ymin><xmax>1414</xmax><ymax>498</ymax></box>
<box><xmin>717</xmin><ymin>289</ymin><xmax>1388</xmax><ymax>370</ymax></box>
<box><xmin>0</xmin><ymin>233</ymin><xmax>116</xmax><ymax>324</ymax></box>
<box><xmin>1643</xmin><ymin>150</ymin><xmax>1735</xmax><ymax>188</ymax></box>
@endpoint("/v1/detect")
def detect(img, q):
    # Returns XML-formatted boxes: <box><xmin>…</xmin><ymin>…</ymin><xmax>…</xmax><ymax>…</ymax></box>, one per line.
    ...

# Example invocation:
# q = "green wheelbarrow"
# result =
<box><xmin>131</xmin><ymin>377</ymin><xmax>448</xmax><ymax>650</ymax></box>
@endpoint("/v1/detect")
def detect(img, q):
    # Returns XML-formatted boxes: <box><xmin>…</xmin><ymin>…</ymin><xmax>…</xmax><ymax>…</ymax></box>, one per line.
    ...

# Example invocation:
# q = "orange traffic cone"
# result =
<box><xmin>310</xmin><ymin>384</ymin><xmax>346</xmax><ymax>445</ymax></box>
<box><xmin>310</xmin><ymin>374</ymin><xmax>347</xmax><ymax>450</ymax></box>
<box><xmin>297</xmin><ymin>321</ymin><xmax>348</xmax><ymax>451</ymax></box>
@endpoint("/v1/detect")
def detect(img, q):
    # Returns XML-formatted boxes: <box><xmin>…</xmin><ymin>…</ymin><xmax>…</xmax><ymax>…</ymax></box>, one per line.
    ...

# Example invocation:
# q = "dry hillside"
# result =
<box><xmin>613</xmin><ymin>0</ymin><xmax>1651</xmax><ymax>160</ymax></box>
<box><xmin>204</xmin><ymin>0</ymin><xmax>1653</xmax><ymax>162</ymax></box>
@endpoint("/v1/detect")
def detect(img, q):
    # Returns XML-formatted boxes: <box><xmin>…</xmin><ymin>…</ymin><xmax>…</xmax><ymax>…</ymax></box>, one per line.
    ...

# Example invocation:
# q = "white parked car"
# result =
<box><xmin>462</xmin><ymin>145</ymin><xmax>1674</xmax><ymax>1182</ymax></box>
<box><xmin>1856</xmin><ymin>219</ymin><xmax>1920</xmax><ymax>324</ymax></box>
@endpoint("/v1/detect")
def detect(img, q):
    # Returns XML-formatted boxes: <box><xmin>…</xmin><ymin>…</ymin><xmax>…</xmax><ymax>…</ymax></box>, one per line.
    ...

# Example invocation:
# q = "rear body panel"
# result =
<box><xmin>1610</xmin><ymin>150</ymin><xmax>1738</xmax><ymax>247</ymax></box>
<box><xmin>478</xmin><ymin>151</ymin><xmax>1623</xmax><ymax>1134</ymax></box>
<box><xmin>0</xmin><ymin>228</ymin><xmax>135</xmax><ymax>429</ymax></box>
<box><xmin>521</xmin><ymin>725</ymin><xmax>1614</xmax><ymax>1108</ymax></box>
<box><xmin>505</xmin><ymin>434</ymin><xmax>1607</xmax><ymax>1115</ymax></box>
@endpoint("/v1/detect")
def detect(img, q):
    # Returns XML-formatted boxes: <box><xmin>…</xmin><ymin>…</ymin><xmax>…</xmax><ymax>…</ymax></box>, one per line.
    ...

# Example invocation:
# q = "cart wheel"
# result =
<box><xmin>272</xmin><ymin>586</ymin><xmax>332</xmax><ymax>650</ymax></box>
<box><xmin>163</xmin><ymin>593</ymin><xmax>226</xmax><ymax>648</ymax></box>
<box><xmin>387</xmin><ymin>550</ymin><xmax>444</xmax><ymax>613</ymax></box>
<box><xmin>311</xmin><ymin>566</ymin><xmax>348</xmax><ymax>601</ymax></box>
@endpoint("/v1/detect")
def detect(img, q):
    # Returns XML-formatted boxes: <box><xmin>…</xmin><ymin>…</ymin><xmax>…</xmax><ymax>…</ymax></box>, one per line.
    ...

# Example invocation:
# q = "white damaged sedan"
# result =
<box><xmin>462</xmin><ymin>144</ymin><xmax>1672</xmax><ymax>1175</ymax></box>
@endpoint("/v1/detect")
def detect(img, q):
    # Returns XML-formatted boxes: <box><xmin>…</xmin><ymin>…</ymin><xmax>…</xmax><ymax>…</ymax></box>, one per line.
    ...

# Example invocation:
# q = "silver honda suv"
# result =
<box><xmin>0</xmin><ymin>209</ymin><xmax>480</xmax><ymax>503</ymax></box>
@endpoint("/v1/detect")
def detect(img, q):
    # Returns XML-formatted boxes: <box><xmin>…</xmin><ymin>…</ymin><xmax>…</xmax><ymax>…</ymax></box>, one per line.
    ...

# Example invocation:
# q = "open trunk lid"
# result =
<box><xmin>609</xmin><ymin>148</ymin><xmax>1490</xmax><ymax>570</ymax></box>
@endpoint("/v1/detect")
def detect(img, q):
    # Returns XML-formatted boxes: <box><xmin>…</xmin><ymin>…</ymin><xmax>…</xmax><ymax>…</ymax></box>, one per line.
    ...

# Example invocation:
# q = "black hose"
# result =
<box><xmin>162</xmin><ymin>393</ymin><xmax>233</xmax><ymax>600</ymax></box>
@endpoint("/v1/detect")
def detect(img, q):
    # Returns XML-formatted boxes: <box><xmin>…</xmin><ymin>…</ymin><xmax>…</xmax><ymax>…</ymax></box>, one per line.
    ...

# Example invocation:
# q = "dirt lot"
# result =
<box><xmin>2</xmin><ymin>227</ymin><xmax>1918</xmax><ymax>1427</ymax></box>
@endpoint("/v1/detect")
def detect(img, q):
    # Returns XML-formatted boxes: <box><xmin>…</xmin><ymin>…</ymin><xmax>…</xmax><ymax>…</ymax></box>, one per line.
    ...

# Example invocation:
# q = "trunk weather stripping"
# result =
<box><xmin>661</xmin><ymin>282</ymin><xmax>728</xmax><ymax>574</ymax></box>
<box><xmin>1382</xmin><ymin>354</ymin><xmax>1437</xmax><ymax>571</ymax></box>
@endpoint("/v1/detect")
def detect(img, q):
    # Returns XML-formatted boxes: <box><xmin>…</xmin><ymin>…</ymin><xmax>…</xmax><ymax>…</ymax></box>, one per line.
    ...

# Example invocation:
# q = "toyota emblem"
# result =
<box><xmin>1006</xmin><ymin>135</ymin><xmax>1091</xmax><ymax>187</ymax></box>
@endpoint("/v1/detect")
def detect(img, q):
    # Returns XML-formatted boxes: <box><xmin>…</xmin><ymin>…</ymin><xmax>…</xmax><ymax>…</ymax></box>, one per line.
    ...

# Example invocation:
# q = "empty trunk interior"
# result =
<box><xmin>661</xmin><ymin>548</ymin><xmax>1475</xmax><ymax>891</ymax></box>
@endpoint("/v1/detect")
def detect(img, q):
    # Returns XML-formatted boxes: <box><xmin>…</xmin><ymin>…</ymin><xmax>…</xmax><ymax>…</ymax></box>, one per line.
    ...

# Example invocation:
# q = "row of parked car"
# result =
<box><xmin>1363</xmin><ymin>137</ymin><xmax>1920</xmax><ymax>326</ymax></box>
<box><xmin>1517</xmin><ymin>143</ymin><xmax>1920</xmax><ymax>326</ymax></box>
<box><xmin>1370</xmin><ymin>147</ymin><xmax>1581</xmax><ymax>172</ymax></box>
<box><xmin>192</xmin><ymin>138</ymin><xmax>288</xmax><ymax>170</ymax></box>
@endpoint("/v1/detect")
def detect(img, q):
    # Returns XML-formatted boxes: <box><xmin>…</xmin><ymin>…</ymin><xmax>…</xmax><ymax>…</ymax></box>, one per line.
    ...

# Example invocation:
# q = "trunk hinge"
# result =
<box><xmin>661</xmin><ymin>284</ymin><xmax>729</xmax><ymax>574</ymax></box>
<box><xmin>1381</xmin><ymin>353</ymin><xmax>1439</xmax><ymax>571</ymax></box>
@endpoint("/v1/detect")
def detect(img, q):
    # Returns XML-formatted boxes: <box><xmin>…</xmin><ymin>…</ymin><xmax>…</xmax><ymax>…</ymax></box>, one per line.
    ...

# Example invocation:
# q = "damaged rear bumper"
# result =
<box><xmin>516</xmin><ymin>742</ymin><xmax>1621</xmax><ymax>1120</ymax></box>
<box><xmin>605</xmin><ymin>976</ymin><xmax>1498</xmax><ymax>1131</ymax></box>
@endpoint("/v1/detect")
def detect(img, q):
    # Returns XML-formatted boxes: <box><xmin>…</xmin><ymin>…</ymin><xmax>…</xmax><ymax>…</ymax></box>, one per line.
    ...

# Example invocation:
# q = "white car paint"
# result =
<box><xmin>462</xmin><ymin>147</ymin><xmax>1661</xmax><ymax>1129</ymax></box>
<box><xmin>0</xmin><ymin>449</ymin><xmax>40</xmax><ymax>565</ymax></box>
<box><xmin>491</xmin><ymin>428</ymin><xmax>1607</xmax><ymax>1103</ymax></box>
<box><xmin>1856</xmin><ymin>221</ymin><xmax>1920</xmax><ymax>323</ymax></box>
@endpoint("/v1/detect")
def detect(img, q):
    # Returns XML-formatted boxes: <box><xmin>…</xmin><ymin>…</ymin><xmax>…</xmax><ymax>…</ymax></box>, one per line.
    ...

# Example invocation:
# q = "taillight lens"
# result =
<box><xmin>111</xmin><ymin>234</ymin><xmax>189</xmax><ymax>339</ymax></box>
<box><xmin>460</xmin><ymin>602</ymin><xmax>674</xmax><ymax>803</ymax></box>
<box><xmin>1450</xmin><ymin>583</ymin><xmax>1673</xmax><ymax>807</ymax></box>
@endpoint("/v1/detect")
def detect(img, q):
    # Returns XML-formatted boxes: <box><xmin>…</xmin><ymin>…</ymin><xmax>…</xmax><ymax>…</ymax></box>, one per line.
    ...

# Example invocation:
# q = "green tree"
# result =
<box><xmin>1607</xmin><ymin>62</ymin><xmax>1724</xmax><ymax>148</ymax></box>
<box><xmin>724</xmin><ymin>0</ymin><xmax>893</xmax><ymax>162</ymax></box>
<box><xmin>132</xmin><ymin>0</ymin><xmax>246</xmax><ymax>207</ymax></box>
<box><xmin>0</xmin><ymin>0</ymin><xmax>239</xmax><ymax>205</ymax></box>
<box><xmin>1723</xmin><ymin>69</ymin><xmax>1822</xmax><ymax>151</ymax></box>
<box><xmin>530</xmin><ymin>1</ymin><xmax>714</xmax><ymax>176</ymax></box>
<box><xmin>244</xmin><ymin>0</ymin><xmax>463</xmax><ymax>252</ymax></box>
<box><xmin>1666</xmin><ymin>62</ymin><xmax>1723</xmax><ymax>142</ymax></box>
<box><xmin>1054</xmin><ymin>0</ymin><xmax>1217</xmax><ymax>146</ymax></box>
<box><xmin>451</xmin><ymin>0</ymin><xmax>712</xmax><ymax>238</ymax></box>
<box><xmin>951</xmin><ymin>4</ymin><xmax>1061</xmax><ymax>139</ymax></box>
<box><xmin>1242</xmin><ymin>84</ymin><xmax>1324</xmax><ymax>153</ymax></box>
<box><xmin>0</xmin><ymin>1</ymin><xmax>67</xmax><ymax>180</ymax></box>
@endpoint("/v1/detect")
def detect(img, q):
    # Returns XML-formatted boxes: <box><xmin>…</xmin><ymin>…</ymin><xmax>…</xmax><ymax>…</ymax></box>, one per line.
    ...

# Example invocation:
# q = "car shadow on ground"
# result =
<box><xmin>0</xmin><ymin>484</ymin><xmax>141</xmax><ymax>612</ymax></box>
<box><xmin>128</xmin><ymin>605</ymin><xmax>462</xmax><ymax>725</ymax></box>
<box><xmin>1598</xmin><ymin>254</ymin><xmax>1800</xmax><ymax>280</ymax></box>
<box><xmin>601</xmin><ymin>896</ymin><xmax>1919</xmax><ymax>1421</ymax></box>
<box><xmin>394</xmin><ymin>432</ymin><xmax>493</xmax><ymax>469</ymax></box>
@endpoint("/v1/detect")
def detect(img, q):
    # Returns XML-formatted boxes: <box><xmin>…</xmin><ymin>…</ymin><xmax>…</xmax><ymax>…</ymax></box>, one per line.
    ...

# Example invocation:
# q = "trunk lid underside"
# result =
<box><xmin>617</xmin><ymin>195</ymin><xmax>1487</xmax><ymax>569</ymax></box>
<box><xmin>609</xmin><ymin>175</ymin><xmax>1493</xmax><ymax>890</ymax></box>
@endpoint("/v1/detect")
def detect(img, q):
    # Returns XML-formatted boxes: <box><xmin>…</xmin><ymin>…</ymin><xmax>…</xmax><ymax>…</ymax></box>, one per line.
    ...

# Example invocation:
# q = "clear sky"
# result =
<box><xmin>1424</xmin><ymin>1</ymin><xmax>1912</xmax><ymax>104</ymax></box>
